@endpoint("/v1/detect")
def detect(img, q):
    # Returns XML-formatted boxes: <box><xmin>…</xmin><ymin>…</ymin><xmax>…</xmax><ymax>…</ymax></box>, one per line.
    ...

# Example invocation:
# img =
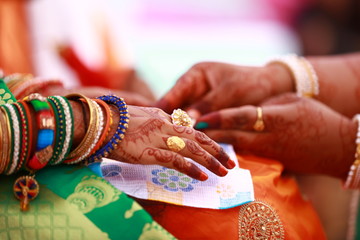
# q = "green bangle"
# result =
<box><xmin>47</xmin><ymin>96</ymin><xmax>65</xmax><ymax>165</ymax></box>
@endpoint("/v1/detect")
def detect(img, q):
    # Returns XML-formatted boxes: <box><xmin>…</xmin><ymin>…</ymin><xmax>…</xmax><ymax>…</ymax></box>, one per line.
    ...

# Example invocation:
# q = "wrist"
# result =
<box><xmin>264</xmin><ymin>63</ymin><xmax>295</xmax><ymax>95</ymax></box>
<box><xmin>266</xmin><ymin>54</ymin><xmax>319</xmax><ymax>98</ymax></box>
<box><xmin>69</xmin><ymin>100</ymin><xmax>86</xmax><ymax>148</ymax></box>
<box><xmin>343</xmin><ymin>115</ymin><xmax>360</xmax><ymax>187</ymax></box>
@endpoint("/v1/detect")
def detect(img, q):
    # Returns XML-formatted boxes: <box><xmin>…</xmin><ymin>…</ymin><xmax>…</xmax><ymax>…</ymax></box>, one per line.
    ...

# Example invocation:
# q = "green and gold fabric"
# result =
<box><xmin>0</xmin><ymin>78</ymin><xmax>175</xmax><ymax>240</ymax></box>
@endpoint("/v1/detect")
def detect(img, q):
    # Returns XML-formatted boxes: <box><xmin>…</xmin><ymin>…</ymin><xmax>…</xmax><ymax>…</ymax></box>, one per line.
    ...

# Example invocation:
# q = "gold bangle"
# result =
<box><xmin>3</xmin><ymin>107</ymin><xmax>11</xmax><ymax>174</ymax></box>
<box><xmin>0</xmin><ymin>109</ymin><xmax>5</xmax><ymax>174</ymax></box>
<box><xmin>65</xmin><ymin>94</ymin><xmax>100</xmax><ymax>163</ymax></box>
<box><xmin>0</xmin><ymin>107</ymin><xmax>11</xmax><ymax>174</ymax></box>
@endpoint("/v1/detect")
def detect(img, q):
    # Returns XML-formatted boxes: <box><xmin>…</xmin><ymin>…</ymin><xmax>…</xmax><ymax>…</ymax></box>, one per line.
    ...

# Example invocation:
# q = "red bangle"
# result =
<box><xmin>24</xmin><ymin>94</ymin><xmax>55</xmax><ymax>171</ymax></box>
<box><xmin>89</xmin><ymin>99</ymin><xmax>112</xmax><ymax>155</ymax></box>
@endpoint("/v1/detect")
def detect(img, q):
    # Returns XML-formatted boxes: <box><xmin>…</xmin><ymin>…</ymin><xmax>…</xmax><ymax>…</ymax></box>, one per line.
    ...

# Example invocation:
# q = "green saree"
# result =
<box><xmin>0</xmin><ymin>78</ymin><xmax>175</xmax><ymax>240</ymax></box>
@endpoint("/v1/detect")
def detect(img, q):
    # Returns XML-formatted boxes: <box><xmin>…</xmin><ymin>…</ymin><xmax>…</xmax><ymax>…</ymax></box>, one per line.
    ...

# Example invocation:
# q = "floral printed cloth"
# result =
<box><xmin>101</xmin><ymin>144</ymin><xmax>254</xmax><ymax>209</ymax></box>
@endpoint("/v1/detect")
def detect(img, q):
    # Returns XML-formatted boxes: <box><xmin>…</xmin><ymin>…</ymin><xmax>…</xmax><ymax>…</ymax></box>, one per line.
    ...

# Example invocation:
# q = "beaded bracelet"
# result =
<box><xmin>24</xmin><ymin>93</ymin><xmax>55</xmax><ymax>171</ymax></box>
<box><xmin>267</xmin><ymin>54</ymin><xmax>319</xmax><ymax>98</ymax></box>
<box><xmin>344</xmin><ymin>114</ymin><xmax>360</xmax><ymax>189</ymax></box>
<box><xmin>87</xmin><ymin>95</ymin><xmax>129</xmax><ymax>163</ymax></box>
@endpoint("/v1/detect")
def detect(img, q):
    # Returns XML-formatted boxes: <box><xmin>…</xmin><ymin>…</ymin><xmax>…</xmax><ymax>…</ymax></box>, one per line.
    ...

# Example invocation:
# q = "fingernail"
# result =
<box><xmin>219</xmin><ymin>166</ymin><xmax>228</xmax><ymax>176</ymax></box>
<box><xmin>199</xmin><ymin>172</ymin><xmax>208</xmax><ymax>181</ymax></box>
<box><xmin>194</xmin><ymin>122</ymin><xmax>209</xmax><ymax>129</ymax></box>
<box><xmin>195</xmin><ymin>112</ymin><xmax>220</xmax><ymax>129</ymax></box>
<box><xmin>227</xmin><ymin>159</ymin><xmax>236</xmax><ymax>169</ymax></box>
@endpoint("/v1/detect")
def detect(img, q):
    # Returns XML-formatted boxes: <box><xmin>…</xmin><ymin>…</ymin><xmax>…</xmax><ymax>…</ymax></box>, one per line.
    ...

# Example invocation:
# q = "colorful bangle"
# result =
<box><xmin>87</xmin><ymin>95</ymin><xmax>129</xmax><ymax>163</ymax></box>
<box><xmin>0</xmin><ymin>110</ymin><xmax>3</xmax><ymax>173</ymax></box>
<box><xmin>2</xmin><ymin>104</ymin><xmax>20</xmax><ymax>175</ymax></box>
<box><xmin>75</xmin><ymin>99</ymin><xmax>104</xmax><ymax>162</ymax></box>
<box><xmin>345</xmin><ymin>114</ymin><xmax>360</xmax><ymax>189</ymax></box>
<box><xmin>13</xmin><ymin>102</ymin><xmax>31</xmax><ymax>172</ymax></box>
<box><xmin>51</xmin><ymin>96</ymin><xmax>74</xmax><ymax>165</ymax></box>
<box><xmin>90</xmin><ymin>98</ymin><xmax>112</xmax><ymax>155</ymax></box>
<box><xmin>64</xmin><ymin>94</ymin><xmax>100</xmax><ymax>164</ymax></box>
<box><xmin>18</xmin><ymin>100</ymin><xmax>34</xmax><ymax>171</ymax></box>
<box><xmin>24</xmin><ymin>93</ymin><xmax>55</xmax><ymax>171</ymax></box>
<box><xmin>0</xmin><ymin>107</ymin><xmax>9</xmax><ymax>174</ymax></box>
<box><xmin>47</xmin><ymin>96</ymin><xmax>67</xmax><ymax>165</ymax></box>
<box><xmin>267</xmin><ymin>54</ymin><xmax>319</xmax><ymax>98</ymax></box>
<box><xmin>1</xmin><ymin>107</ymin><xmax>11</xmax><ymax>174</ymax></box>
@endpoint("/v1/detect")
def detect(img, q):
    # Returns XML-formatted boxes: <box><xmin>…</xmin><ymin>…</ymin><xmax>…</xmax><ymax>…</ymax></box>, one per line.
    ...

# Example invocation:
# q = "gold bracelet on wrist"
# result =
<box><xmin>64</xmin><ymin>94</ymin><xmax>100</xmax><ymax>164</ymax></box>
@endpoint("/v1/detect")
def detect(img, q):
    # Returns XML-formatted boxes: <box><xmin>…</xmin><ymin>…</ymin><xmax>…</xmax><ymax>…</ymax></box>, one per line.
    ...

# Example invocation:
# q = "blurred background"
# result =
<box><xmin>6</xmin><ymin>0</ymin><xmax>360</xmax><ymax>97</ymax></box>
<box><xmin>2</xmin><ymin>0</ymin><xmax>360</xmax><ymax>96</ymax></box>
<box><xmin>1</xmin><ymin>0</ymin><xmax>360</xmax><ymax>239</ymax></box>
<box><xmin>1</xmin><ymin>0</ymin><xmax>360</xmax><ymax>96</ymax></box>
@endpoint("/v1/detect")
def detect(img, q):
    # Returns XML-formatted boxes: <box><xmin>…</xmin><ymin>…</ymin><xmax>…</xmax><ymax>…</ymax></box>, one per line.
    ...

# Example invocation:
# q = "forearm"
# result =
<box><xmin>0</xmin><ymin>95</ymin><xmax>121</xmax><ymax>174</ymax></box>
<box><xmin>307</xmin><ymin>53</ymin><xmax>360</xmax><ymax>117</ymax></box>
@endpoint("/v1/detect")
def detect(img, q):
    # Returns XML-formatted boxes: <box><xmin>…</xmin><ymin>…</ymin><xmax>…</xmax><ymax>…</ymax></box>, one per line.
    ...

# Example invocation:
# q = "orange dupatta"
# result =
<box><xmin>138</xmin><ymin>155</ymin><xmax>326</xmax><ymax>239</ymax></box>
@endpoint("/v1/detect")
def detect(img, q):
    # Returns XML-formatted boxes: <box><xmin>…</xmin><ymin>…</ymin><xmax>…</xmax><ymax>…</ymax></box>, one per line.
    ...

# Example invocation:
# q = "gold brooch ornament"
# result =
<box><xmin>171</xmin><ymin>109</ymin><xmax>193</xmax><ymax>127</ymax></box>
<box><xmin>13</xmin><ymin>175</ymin><xmax>40</xmax><ymax>211</ymax></box>
<box><xmin>238</xmin><ymin>200</ymin><xmax>285</xmax><ymax>240</ymax></box>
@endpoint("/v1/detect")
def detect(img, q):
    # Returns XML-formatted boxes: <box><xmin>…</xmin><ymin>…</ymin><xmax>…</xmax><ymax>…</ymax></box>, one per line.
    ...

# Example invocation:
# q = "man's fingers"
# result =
<box><xmin>261</xmin><ymin>93</ymin><xmax>301</xmax><ymax>106</ymax></box>
<box><xmin>195</xmin><ymin>99</ymin><xmax>303</xmax><ymax>132</ymax></box>
<box><xmin>156</xmin><ymin>65</ymin><xmax>209</xmax><ymax>113</ymax></box>
<box><xmin>194</xmin><ymin>106</ymin><xmax>260</xmax><ymax>131</ymax></box>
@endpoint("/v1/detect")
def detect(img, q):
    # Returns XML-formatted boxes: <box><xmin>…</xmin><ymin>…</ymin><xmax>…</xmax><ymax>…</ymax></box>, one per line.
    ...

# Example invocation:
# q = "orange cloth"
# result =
<box><xmin>0</xmin><ymin>0</ymin><xmax>34</xmax><ymax>74</ymax></box>
<box><xmin>139</xmin><ymin>155</ymin><xmax>326</xmax><ymax>239</ymax></box>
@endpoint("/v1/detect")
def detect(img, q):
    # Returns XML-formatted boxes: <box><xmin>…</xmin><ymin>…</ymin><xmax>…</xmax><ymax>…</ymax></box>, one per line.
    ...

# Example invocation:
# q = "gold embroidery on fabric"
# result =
<box><xmin>139</xmin><ymin>222</ymin><xmax>176</xmax><ymax>240</ymax></box>
<box><xmin>0</xmin><ymin>88</ymin><xmax>14</xmax><ymax>104</ymax></box>
<box><xmin>238</xmin><ymin>200</ymin><xmax>285</xmax><ymax>240</ymax></box>
<box><xmin>67</xmin><ymin>175</ymin><xmax>121</xmax><ymax>213</ymax></box>
<box><xmin>125</xmin><ymin>201</ymin><xmax>143</xmax><ymax>219</ymax></box>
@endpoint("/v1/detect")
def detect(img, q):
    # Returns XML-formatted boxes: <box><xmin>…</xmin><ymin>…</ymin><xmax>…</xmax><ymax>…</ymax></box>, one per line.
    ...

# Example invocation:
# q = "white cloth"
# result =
<box><xmin>101</xmin><ymin>144</ymin><xmax>254</xmax><ymax>209</ymax></box>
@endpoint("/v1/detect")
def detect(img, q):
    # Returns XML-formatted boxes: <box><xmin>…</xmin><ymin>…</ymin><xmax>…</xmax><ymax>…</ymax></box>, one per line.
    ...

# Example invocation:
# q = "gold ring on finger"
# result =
<box><xmin>166</xmin><ymin>136</ymin><xmax>186</xmax><ymax>152</ymax></box>
<box><xmin>253</xmin><ymin>107</ymin><xmax>265</xmax><ymax>132</ymax></box>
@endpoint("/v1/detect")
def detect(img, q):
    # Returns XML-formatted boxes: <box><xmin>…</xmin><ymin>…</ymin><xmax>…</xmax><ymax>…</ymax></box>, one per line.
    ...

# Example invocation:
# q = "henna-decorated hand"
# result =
<box><xmin>193</xmin><ymin>93</ymin><xmax>357</xmax><ymax>179</ymax></box>
<box><xmin>109</xmin><ymin>106</ymin><xmax>236</xmax><ymax>181</ymax></box>
<box><xmin>156</xmin><ymin>62</ymin><xmax>294</xmax><ymax>118</ymax></box>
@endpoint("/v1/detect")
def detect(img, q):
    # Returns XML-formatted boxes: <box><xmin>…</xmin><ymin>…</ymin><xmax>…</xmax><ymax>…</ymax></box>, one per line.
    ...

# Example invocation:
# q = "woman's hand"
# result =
<box><xmin>156</xmin><ymin>62</ymin><xmax>294</xmax><ymax>118</ymax></box>
<box><xmin>193</xmin><ymin>94</ymin><xmax>357</xmax><ymax>179</ymax></box>
<box><xmin>109</xmin><ymin>106</ymin><xmax>236</xmax><ymax>181</ymax></box>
